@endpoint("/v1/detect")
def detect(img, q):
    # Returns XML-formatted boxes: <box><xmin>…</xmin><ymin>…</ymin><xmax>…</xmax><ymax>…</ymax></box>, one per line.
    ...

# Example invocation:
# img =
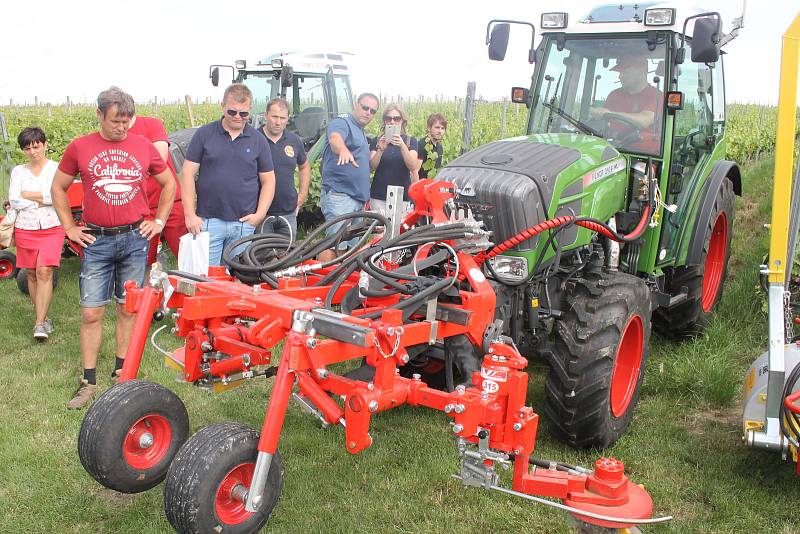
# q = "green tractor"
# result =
<box><xmin>432</xmin><ymin>4</ymin><xmax>743</xmax><ymax>449</ymax></box>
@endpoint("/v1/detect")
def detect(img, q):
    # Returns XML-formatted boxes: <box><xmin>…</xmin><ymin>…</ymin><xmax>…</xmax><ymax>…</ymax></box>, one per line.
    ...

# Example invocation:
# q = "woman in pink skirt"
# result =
<box><xmin>9</xmin><ymin>127</ymin><xmax>65</xmax><ymax>340</ymax></box>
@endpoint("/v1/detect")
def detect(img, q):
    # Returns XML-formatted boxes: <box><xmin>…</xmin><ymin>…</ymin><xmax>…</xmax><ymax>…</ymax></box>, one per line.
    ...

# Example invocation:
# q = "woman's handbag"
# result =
<box><xmin>0</xmin><ymin>208</ymin><xmax>16</xmax><ymax>249</ymax></box>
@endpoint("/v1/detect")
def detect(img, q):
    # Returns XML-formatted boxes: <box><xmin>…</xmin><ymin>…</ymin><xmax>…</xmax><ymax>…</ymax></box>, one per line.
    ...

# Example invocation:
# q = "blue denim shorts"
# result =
<box><xmin>320</xmin><ymin>190</ymin><xmax>365</xmax><ymax>244</ymax></box>
<box><xmin>79</xmin><ymin>228</ymin><xmax>149</xmax><ymax>307</ymax></box>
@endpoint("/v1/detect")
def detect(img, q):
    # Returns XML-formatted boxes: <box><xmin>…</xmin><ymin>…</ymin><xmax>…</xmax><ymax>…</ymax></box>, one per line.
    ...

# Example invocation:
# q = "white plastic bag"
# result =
<box><xmin>178</xmin><ymin>231</ymin><xmax>209</xmax><ymax>276</ymax></box>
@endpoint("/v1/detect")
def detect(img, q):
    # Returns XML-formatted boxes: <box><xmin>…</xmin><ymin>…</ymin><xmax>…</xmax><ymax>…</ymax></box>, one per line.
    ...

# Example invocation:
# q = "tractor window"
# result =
<box><xmin>295</xmin><ymin>76</ymin><xmax>327</xmax><ymax>113</ymax></box>
<box><xmin>528</xmin><ymin>36</ymin><xmax>666</xmax><ymax>156</ymax></box>
<box><xmin>671</xmin><ymin>41</ymin><xmax>714</xmax><ymax>187</ymax></box>
<box><xmin>334</xmin><ymin>75</ymin><xmax>353</xmax><ymax>115</ymax></box>
<box><xmin>711</xmin><ymin>55</ymin><xmax>725</xmax><ymax>136</ymax></box>
<box><xmin>239</xmin><ymin>74</ymin><xmax>277</xmax><ymax>116</ymax></box>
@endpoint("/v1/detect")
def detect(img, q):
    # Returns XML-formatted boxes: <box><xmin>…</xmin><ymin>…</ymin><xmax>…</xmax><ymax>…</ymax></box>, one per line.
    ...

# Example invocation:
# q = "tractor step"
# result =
<box><xmin>654</xmin><ymin>286</ymin><xmax>689</xmax><ymax>309</ymax></box>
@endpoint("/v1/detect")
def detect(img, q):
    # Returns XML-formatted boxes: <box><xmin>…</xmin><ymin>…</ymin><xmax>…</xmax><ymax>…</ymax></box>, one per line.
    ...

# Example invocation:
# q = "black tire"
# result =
<box><xmin>78</xmin><ymin>380</ymin><xmax>189</xmax><ymax>493</ymax></box>
<box><xmin>164</xmin><ymin>422</ymin><xmax>284</xmax><ymax>534</ymax></box>
<box><xmin>544</xmin><ymin>270</ymin><xmax>651</xmax><ymax>449</ymax></box>
<box><xmin>16</xmin><ymin>268</ymin><xmax>59</xmax><ymax>295</ymax></box>
<box><xmin>0</xmin><ymin>250</ymin><xmax>18</xmax><ymax>280</ymax></box>
<box><xmin>655</xmin><ymin>177</ymin><xmax>734</xmax><ymax>338</ymax></box>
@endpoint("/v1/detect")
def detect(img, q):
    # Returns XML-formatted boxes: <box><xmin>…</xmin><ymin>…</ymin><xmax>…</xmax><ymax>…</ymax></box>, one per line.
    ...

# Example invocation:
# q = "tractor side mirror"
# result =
<box><xmin>280</xmin><ymin>65</ymin><xmax>294</xmax><ymax>88</ymax></box>
<box><xmin>691</xmin><ymin>16</ymin><xmax>721</xmax><ymax>63</ymax></box>
<box><xmin>210</xmin><ymin>67</ymin><xmax>220</xmax><ymax>87</ymax></box>
<box><xmin>488</xmin><ymin>23</ymin><xmax>510</xmax><ymax>61</ymax></box>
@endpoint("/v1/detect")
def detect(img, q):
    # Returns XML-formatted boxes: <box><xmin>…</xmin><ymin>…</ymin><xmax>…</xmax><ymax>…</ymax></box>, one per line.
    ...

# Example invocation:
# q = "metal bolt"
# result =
<box><xmin>201</xmin><ymin>341</ymin><xmax>213</xmax><ymax>352</ymax></box>
<box><xmin>454</xmin><ymin>404</ymin><xmax>465</xmax><ymax>414</ymax></box>
<box><xmin>452</xmin><ymin>424</ymin><xmax>464</xmax><ymax>433</ymax></box>
<box><xmin>412</xmin><ymin>373</ymin><xmax>421</xmax><ymax>380</ymax></box>
<box><xmin>444</xmin><ymin>404</ymin><xmax>455</xmax><ymax>414</ymax></box>
<box><xmin>317</xmin><ymin>368</ymin><xmax>329</xmax><ymax>379</ymax></box>
<box><xmin>456</xmin><ymin>385</ymin><xmax>466</xmax><ymax>395</ymax></box>
<box><xmin>368</xmin><ymin>400</ymin><xmax>378</xmax><ymax>412</ymax></box>
<box><xmin>488</xmin><ymin>347</ymin><xmax>494</xmax><ymax>354</ymax></box>
<box><xmin>139</xmin><ymin>432</ymin><xmax>154</xmax><ymax>449</ymax></box>
<box><xmin>349</xmin><ymin>442</ymin><xmax>356</xmax><ymax>449</ymax></box>
<box><xmin>170</xmin><ymin>327</ymin><xmax>178</xmax><ymax>334</ymax></box>
<box><xmin>513</xmin><ymin>423</ymin><xmax>523</xmax><ymax>431</ymax></box>
<box><xmin>306</xmin><ymin>338</ymin><xmax>318</xmax><ymax>349</ymax></box>
<box><xmin>480</xmin><ymin>391</ymin><xmax>489</xmax><ymax>400</ymax></box>
<box><xmin>387</xmin><ymin>327</ymin><xmax>395</xmax><ymax>336</ymax></box>
<box><xmin>367</xmin><ymin>382</ymin><xmax>375</xmax><ymax>391</ymax></box>
<box><xmin>401</xmin><ymin>354</ymin><xmax>409</xmax><ymax>363</ymax></box>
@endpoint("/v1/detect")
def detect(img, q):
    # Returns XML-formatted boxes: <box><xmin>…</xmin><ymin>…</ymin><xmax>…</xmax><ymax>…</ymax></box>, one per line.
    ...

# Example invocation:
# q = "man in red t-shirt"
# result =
<box><xmin>127</xmin><ymin>114</ymin><xmax>186</xmax><ymax>265</ymax></box>
<box><xmin>589</xmin><ymin>55</ymin><xmax>662</xmax><ymax>152</ymax></box>
<box><xmin>51</xmin><ymin>87</ymin><xmax>176</xmax><ymax>409</ymax></box>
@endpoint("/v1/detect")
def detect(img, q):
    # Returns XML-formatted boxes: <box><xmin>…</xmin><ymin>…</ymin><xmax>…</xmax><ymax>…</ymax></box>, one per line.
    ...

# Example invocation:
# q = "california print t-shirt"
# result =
<box><xmin>59</xmin><ymin>132</ymin><xmax>166</xmax><ymax>227</ymax></box>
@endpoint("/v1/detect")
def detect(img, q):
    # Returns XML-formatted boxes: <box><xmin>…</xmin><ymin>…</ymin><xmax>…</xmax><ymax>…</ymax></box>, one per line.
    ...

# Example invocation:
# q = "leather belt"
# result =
<box><xmin>85</xmin><ymin>220</ymin><xmax>142</xmax><ymax>236</ymax></box>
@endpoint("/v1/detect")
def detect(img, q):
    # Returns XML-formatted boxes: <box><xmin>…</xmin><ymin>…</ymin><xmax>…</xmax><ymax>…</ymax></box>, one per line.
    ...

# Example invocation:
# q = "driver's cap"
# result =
<box><xmin>611</xmin><ymin>55</ymin><xmax>647</xmax><ymax>72</ymax></box>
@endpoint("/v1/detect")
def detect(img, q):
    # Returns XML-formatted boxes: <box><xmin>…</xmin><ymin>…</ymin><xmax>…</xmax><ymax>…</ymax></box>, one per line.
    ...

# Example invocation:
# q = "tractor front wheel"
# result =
<box><xmin>655</xmin><ymin>177</ymin><xmax>734</xmax><ymax>338</ymax></box>
<box><xmin>78</xmin><ymin>380</ymin><xmax>189</xmax><ymax>493</ymax></box>
<box><xmin>0</xmin><ymin>250</ymin><xmax>18</xmax><ymax>281</ymax></box>
<box><xmin>164</xmin><ymin>422</ymin><xmax>284</xmax><ymax>534</ymax></box>
<box><xmin>544</xmin><ymin>270</ymin><xmax>651</xmax><ymax>449</ymax></box>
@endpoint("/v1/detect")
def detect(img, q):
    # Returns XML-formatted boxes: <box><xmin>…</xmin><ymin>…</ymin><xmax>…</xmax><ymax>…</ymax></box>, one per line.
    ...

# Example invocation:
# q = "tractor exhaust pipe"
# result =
<box><xmin>606</xmin><ymin>217</ymin><xmax>620</xmax><ymax>271</ymax></box>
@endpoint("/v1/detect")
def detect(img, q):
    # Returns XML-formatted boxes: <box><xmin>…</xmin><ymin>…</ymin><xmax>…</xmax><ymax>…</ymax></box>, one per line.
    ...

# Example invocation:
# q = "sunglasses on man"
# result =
<box><xmin>359</xmin><ymin>103</ymin><xmax>378</xmax><ymax>115</ymax></box>
<box><xmin>383</xmin><ymin>115</ymin><xmax>402</xmax><ymax>123</ymax></box>
<box><xmin>225</xmin><ymin>109</ymin><xmax>250</xmax><ymax>119</ymax></box>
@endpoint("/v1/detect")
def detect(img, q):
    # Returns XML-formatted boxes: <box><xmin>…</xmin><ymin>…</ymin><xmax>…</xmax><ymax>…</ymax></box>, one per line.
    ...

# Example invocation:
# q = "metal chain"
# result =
<box><xmin>784</xmin><ymin>290</ymin><xmax>794</xmax><ymax>342</ymax></box>
<box><xmin>375</xmin><ymin>328</ymin><xmax>403</xmax><ymax>358</ymax></box>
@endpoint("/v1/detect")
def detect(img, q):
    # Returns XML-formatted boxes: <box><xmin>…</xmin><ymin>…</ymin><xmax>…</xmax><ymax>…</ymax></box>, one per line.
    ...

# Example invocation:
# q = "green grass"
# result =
<box><xmin>1</xmin><ymin>154</ymin><xmax>799</xmax><ymax>534</ymax></box>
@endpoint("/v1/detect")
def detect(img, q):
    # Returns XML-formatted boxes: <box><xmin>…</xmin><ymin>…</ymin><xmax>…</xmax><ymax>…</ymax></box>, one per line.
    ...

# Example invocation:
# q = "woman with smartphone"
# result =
<box><xmin>368</xmin><ymin>103</ymin><xmax>418</xmax><ymax>215</ymax></box>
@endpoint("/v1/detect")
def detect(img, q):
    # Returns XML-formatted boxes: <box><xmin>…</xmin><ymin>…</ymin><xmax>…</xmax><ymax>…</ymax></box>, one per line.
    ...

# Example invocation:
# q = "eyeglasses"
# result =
<box><xmin>383</xmin><ymin>115</ymin><xmax>402</xmax><ymax>123</ymax></box>
<box><xmin>359</xmin><ymin>103</ymin><xmax>378</xmax><ymax>115</ymax></box>
<box><xmin>225</xmin><ymin>109</ymin><xmax>250</xmax><ymax>119</ymax></box>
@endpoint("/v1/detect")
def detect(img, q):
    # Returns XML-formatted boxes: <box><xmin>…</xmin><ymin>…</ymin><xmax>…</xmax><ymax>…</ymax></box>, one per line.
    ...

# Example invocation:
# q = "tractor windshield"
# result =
<box><xmin>528</xmin><ymin>36</ymin><xmax>667</xmax><ymax>156</ymax></box>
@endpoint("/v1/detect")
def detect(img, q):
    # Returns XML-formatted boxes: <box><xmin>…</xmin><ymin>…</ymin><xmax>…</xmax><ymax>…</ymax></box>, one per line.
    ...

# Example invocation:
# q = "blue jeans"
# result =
<box><xmin>258</xmin><ymin>213</ymin><xmax>297</xmax><ymax>241</ymax></box>
<box><xmin>320</xmin><ymin>190</ymin><xmax>365</xmax><ymax>249</ymax></box>
<box><xmin>79</xmin><ymin>229</ymin><xmax>149</xmax><ymax>307</ymax></box>
<box><xmin>201</xmin><ymin>218</ymin><xmax>257</xmax><ymax>266</ymax></box>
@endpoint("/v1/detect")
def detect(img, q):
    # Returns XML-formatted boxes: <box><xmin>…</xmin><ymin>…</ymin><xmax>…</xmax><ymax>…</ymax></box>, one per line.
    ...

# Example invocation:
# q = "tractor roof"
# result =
<box><xmin>244</xmin><ymin>50</ymin><xmax>354</xmax><ymax>76</ymax></box>
<box><xmin>544</xmin><ymin>3</ymin><xmax>710</xmax><ymax>37</ymax></box>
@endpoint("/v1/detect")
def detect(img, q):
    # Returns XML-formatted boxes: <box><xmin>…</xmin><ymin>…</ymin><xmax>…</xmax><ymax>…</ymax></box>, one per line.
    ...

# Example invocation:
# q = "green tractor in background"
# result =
<box><xmin>429</xmin><ymin>4</ymin><xmax>743</xmax><ymax>449</ymax></box>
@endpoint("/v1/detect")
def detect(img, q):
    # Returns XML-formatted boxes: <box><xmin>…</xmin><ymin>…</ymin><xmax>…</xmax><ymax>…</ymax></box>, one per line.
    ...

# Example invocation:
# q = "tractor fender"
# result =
<box><xmin>685</xmin><ymin>160</ymin><xmax>741</xmax><ymax>266</ymax></box>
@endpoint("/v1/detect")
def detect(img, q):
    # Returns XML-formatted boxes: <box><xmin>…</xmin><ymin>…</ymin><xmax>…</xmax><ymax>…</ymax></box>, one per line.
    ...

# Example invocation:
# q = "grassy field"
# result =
<box><xmin>1</xmin><ymin>152</ymin><xmax>800</xmax><ymax>534</ymax></box>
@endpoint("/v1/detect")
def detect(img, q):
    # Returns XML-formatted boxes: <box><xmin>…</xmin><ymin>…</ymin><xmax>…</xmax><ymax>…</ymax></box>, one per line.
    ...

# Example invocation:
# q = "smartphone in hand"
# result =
<box><xmin>384</xmin><ymin>124</ymin><xmax>401</xmax><ymax>143</ymax></box>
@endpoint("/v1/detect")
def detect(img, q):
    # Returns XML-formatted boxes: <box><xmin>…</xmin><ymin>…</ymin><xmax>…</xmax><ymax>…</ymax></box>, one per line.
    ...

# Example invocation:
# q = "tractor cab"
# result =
<box><xmin>210</xmin><ymin>51</ymin><xmax>355</xmax><ymax>149</ymax></box>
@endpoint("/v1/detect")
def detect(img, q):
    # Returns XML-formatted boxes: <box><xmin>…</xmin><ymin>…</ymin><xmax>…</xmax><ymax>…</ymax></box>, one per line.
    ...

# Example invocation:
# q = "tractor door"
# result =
<box><xmin>290</xmin><ymin>74</ymin><xmax>330</xmax><ymax>148</ymax></box>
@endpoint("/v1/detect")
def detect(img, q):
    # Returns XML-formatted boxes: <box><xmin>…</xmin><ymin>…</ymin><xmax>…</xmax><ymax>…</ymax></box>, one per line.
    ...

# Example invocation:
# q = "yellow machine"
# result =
<box><xmin>742</xmin><ymin>11</ymin><xmax>800</xmax><ymax>472</ymax></box>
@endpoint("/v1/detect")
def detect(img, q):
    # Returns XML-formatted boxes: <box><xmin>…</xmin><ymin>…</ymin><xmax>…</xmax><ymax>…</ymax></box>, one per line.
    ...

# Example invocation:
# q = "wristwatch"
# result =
<box><xmin>154</xmin><ymin>218</ymin><xmax>164</xmax><ymax>227</ymax></box>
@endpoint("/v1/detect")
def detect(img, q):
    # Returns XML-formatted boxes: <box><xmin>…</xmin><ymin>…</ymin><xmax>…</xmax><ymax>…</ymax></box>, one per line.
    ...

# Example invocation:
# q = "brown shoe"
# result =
<box><xmin>66</xmin><ymin>379</ymin><xmax>98</xmax><ymax>410</ymax></box>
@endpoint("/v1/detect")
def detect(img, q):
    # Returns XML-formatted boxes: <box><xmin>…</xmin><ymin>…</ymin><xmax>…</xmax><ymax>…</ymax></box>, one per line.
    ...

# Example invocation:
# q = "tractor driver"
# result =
<box><xmin>589</xmin><ymin>54</ymin><xmax>662</xmax><ymax>152</ymax></box>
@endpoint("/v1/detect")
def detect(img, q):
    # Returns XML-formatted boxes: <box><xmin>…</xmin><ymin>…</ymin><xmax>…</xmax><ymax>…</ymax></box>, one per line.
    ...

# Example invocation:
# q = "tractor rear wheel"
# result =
<box><xmin>544</xmin><ymin>270</ymin><xmax>651</xmax><ymax>449</ymax></box>
<box><xmin>78</xmin><ymin>380</ymin><xmax>189</xmax><ymax>493</ymax></box>
<box><xmin>164</xmin><ymin>422</ymin><xmax>284</xmax><ymax>534</ymax></box>
<box><xmin>0</xmin><ymin>250</ymin><xmax>18</xmax><ymax>281</ymax></box>
<box><xmin>655</xmin><ymin>178</ymin><xmax>734</xmax><ymax>338</ymax></box>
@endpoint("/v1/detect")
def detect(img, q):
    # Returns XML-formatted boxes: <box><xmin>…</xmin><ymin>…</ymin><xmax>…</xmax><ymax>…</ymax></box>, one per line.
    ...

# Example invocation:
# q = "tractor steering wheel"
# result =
<box><xmin>598</xmin><ymin>112</ymin><xmax>643</xmax><ymax>145</ymax></box>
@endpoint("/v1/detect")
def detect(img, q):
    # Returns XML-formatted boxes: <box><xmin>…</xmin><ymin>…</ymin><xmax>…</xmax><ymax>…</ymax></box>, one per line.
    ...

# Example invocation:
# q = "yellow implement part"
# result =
<box><xmin>767</xmin><ymin>12</ymin><xmax>800</xmax><ymax>284</ymax></box>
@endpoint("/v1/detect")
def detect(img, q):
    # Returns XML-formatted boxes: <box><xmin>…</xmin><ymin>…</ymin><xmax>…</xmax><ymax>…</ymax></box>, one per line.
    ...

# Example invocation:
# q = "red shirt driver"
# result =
<box><xmin>589</xmin><ymin>55</ymin><xmax>662</xmax><ymax>153</ymax></box>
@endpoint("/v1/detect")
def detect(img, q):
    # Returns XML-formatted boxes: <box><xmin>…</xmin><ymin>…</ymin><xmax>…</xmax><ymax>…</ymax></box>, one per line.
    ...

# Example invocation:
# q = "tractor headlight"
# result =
<box><xmin>234</xmin><ymin>59</ymin><xmax>247</xmax><ymax>69</ymax></box>
<box><xmin>541</xmin><ymin>12</ymin><xmax>568</xmax><ymax>29</ymax></box>
<box><xmin>489</xmin><ymin>255</ymin><xmax>529</xmax><ymax>282</ymax></box>
<box><xmin>270</xmin><ymin>59</ymin><xmax>283</xmax><ymax>69</ymax></box>
<box><xmin>644</xmin><ymin>8</ymin><xmax>675</xmax><ymax>26</ymax></box>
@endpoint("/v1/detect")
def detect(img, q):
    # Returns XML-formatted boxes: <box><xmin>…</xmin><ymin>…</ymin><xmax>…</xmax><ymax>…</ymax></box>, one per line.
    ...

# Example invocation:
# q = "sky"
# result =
<box><xmin>1</xmin><ymin>0</ymin><xmax>798</xmax><ymax>106</ymax></box>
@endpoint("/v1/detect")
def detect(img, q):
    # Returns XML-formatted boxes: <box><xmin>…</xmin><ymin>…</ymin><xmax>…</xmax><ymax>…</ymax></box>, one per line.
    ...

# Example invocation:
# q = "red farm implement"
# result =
<box><xmin>77</xmin><ymin>180</ymin><xmax>670</xmax><ymax>532</ymax></box>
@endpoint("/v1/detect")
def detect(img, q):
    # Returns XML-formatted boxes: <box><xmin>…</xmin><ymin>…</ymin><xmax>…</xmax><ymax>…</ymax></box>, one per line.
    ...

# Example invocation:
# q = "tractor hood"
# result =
<box><xmin>438</xmin><ymin>134</ymin><xmax>622</xmax><ymax>251</ymax></box>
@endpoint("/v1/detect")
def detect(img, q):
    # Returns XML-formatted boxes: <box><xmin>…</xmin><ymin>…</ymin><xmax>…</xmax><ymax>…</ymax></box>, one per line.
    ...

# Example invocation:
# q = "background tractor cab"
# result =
<box><xmin>210</xmin><ymin>51</ymin><xmax>354</xmax><ymax>149</ymax></box>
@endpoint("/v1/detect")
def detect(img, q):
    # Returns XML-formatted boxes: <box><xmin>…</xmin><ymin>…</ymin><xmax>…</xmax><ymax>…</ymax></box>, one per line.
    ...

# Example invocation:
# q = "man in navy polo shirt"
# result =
<box><xmin>318</xmin><ymin>92</ymin><xmax>379</xmax><ymax>262</ymax></box>
<box><xmin>257</xmin><ymin>98</ymin><xmax>310</xmax><ymax>239</ymax></box>
<box><xmin>181</xmin><ymin>84</ymin><xmax>276</xmax><ymax>266</ymax></box>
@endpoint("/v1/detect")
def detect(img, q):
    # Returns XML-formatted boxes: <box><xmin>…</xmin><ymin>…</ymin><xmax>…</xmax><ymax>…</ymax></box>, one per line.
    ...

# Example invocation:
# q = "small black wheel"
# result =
<box><xmin>655</xmin><ymin>177</ymin><xmax>734</xmax><ymax>338</ymax></box>
<box><xmin>0</xmin><ymin>250</ymin><xmax>18</xmax><ymax>281</ymax></box>
<box><xmin>16</xmin><ymin>268</ymin><xmax>59</xmax><ymax>295</ymax></box>
<box><xmin>78</xmin><ymin>380</ymin><xmax>189</xmax><ymax>493</ymax></box>
<box><xmin>164</xmin><ymin>422</ymin><xmax>284</xmax><ymax>534</ymax></box>
<box><xmin>544</xmin><ymin>270</ymin><xmax>652</xmax><ymax>449</ymax></box>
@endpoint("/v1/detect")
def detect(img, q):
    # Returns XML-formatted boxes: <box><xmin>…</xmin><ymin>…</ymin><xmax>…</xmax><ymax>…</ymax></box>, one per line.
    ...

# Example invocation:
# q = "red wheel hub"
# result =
<box><xmin>215</xmin><ymin>462</ymin><xmax>256</xmax><ymax>525</ymax></box>
<box><xmin>702</xmin><ymin>212</ymin><xmax>728</xmax><ymax>312</ymax></box>
<box><xmin>0</xmin><ymin>258</ymin><xmax>14</xmax><ymax>279</ymax></box>
<box><xmin>610</xmin><ymin>315</ymin><xmax>644</xmax><ymax>418</ymax></box>
<box><xmin>123</xmin><ymin>414</ymin><xmax>172</xmax><ymax>470</ymax></box>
